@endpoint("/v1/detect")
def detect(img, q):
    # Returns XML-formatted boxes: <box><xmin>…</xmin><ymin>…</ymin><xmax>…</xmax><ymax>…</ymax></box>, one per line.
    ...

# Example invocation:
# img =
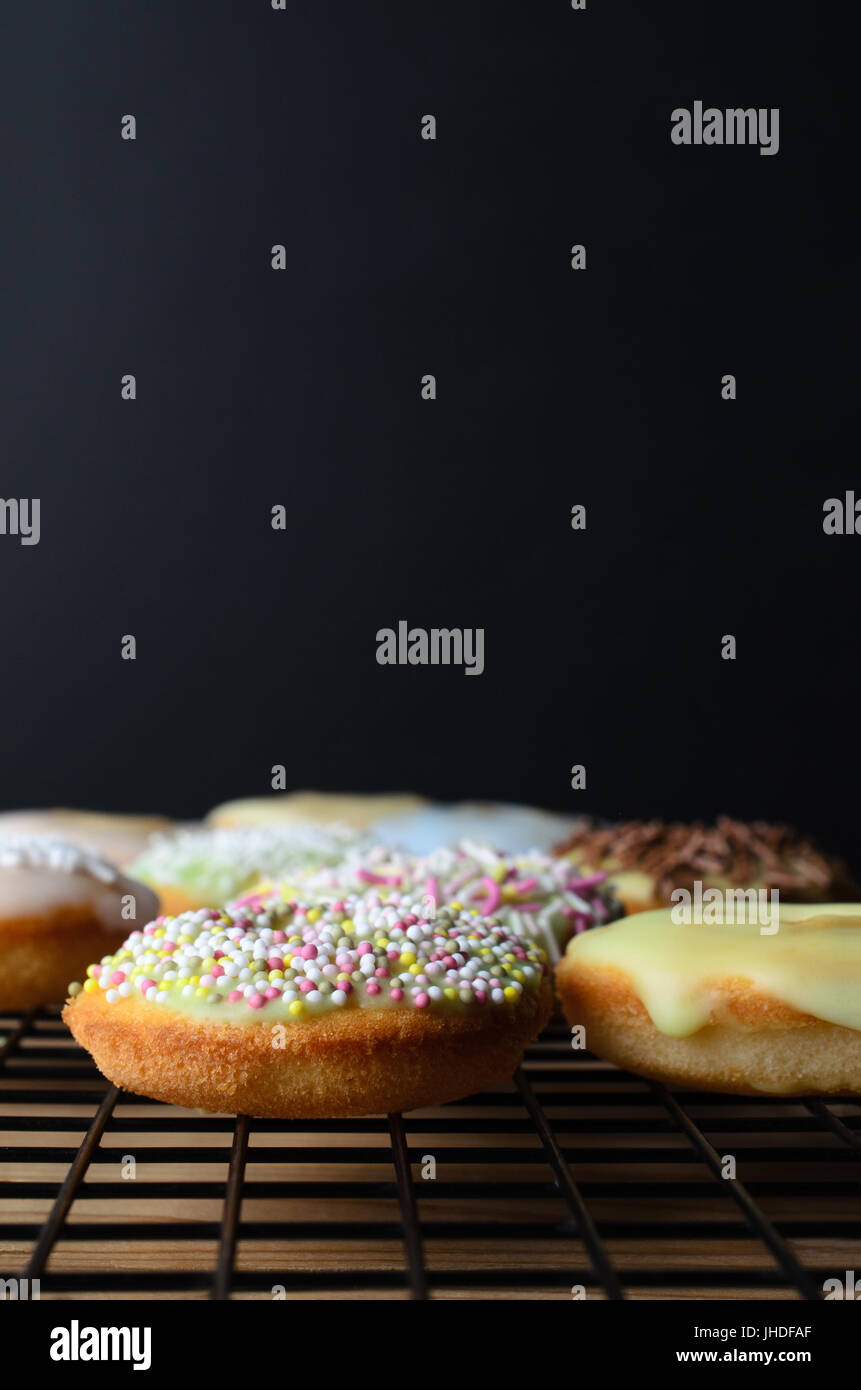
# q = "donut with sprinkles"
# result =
<box><xmin>63</xmin><ymin>891</ymin><xmax>553</xmax><ymax>1116</ymax></box>
<box><xmin>126</xmin><ymin>823</ymin><xmax>360</xmax><ymax>917</ymax></box>
<box><xmin>265</xmin><ymin>840</ymin><xmax>623</xmax><ymax>961</ymax></box>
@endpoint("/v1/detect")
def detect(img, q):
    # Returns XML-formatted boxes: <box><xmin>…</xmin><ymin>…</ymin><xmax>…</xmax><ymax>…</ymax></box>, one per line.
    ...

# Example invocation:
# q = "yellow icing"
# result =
<box><xmin>563</xmin><ymin>903</ymin><xmax>861</xmax><ymax>1037</ymax></box>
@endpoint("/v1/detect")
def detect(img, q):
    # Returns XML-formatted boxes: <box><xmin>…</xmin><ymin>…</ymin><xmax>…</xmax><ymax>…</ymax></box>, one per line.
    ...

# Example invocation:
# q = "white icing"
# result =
<box><xmin>0</xmin><ymin>836</ymin><xmax>121</xmax><ymax>882</ymax></box>
<box><xmin>0</xmin><ymin>836</ymin><xmax>159</xmax><ymax>930</ymax></box>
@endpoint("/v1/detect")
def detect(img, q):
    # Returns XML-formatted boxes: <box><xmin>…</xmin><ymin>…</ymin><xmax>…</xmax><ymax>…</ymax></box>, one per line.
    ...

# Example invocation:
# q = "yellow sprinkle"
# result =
<box><xmin>443</xmin><ymin>988</ymin><xmax>458</xmax><ymax>1001</ymax></box>
<box><xmin>503</xmin><ymin>986</ymin><xmax>518</xmax><ymax>1002</ymax></box>
<box><xmin>189</xmin><ymin>976</ymin><xmax>200</xmax><ymax>986</ymax></box>
<box><xmin>195</xmin><ymin>987</ymin><xmax>210</xmax><ymax>999</ymax></box>
<box><xmin>450</xmin><ymin>900</ymin><xmax>463</xmax><ymax>910</ymax></box>
<box><xmin>201</xmin><ymin>958</ymin><xmax>216</xmax><ymax>972</ymax></box>
<box><xmin>288</xmin><ymin>1000</ymin><xmax>306</xmax><ymax>1017</ymax></box>
<box><xmin>86</xmin><ymin>964</ymin><xmax>98</xmax><ymax>978</ymax></box>
<box><xmin>83</xmin><ymin>978</ymin><xmax>98</xmax><ymax>994</ymax></box>
<box><xmin>306</xmin><ymin>908</ymin><xmax>321</xmax><ymax>923</ymax></box>
<box><xmin>512</xmin><ymin>969</ymin><xmax>525</xmax><ymax>983</ymax></box>
<box><xmin>409</xmin><ymin>963</ymin><xmax>422</xmax><ymax>975</ymax></box>
<box><xmin>268</xmin><ymin>970</ymin><xmax>284</xmax><ymax>980</ymax></box>
<box><xmin>341</xmin><ymin>918</ymin><xmax>354</xmax><ymax>931</ymax></box>
<box><xmin>399</xmin><ymin>951</ymin><xmax>416</xmax><ymax>966</ymax></box>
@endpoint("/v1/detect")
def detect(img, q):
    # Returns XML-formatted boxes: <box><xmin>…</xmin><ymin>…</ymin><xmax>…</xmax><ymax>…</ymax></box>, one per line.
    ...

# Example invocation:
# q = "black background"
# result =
<box><xmin>0</xmin><ymin>3</ymin><xmax>857</xmax><ymax>861</ymax></box>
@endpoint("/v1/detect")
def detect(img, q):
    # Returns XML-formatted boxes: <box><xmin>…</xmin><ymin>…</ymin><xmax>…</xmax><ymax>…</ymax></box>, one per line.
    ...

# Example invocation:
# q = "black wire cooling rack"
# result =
<box><xmin>2</xmin><ymin>1008</ymin><xmax>860</xmax><ymax>1300</ymax></box>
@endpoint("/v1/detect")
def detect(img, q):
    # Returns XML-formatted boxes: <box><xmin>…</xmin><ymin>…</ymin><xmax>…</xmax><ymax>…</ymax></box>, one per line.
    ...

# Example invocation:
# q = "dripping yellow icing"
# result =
<box><xmin>562</xmin><ymin>904</ymin><xmax>861</xmax><ymax>1037</ymax></box>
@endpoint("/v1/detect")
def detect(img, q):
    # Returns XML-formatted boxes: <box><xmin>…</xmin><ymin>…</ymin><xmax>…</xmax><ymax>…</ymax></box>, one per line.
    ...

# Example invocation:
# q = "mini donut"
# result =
<box><xmin>206</xmin><ymin>791</ymin><xmax>429</xmax><ymax>831</ymax></box>
<box><xmin>0</xmin><ymin>809</ymin><xmax>173</xmax><ymax>868</ymax></box>
<box><xmin>260</xmin><ymin>840</ymin><xmax>622</xmax><ymax>961</ymax></box>
<box><xmin>554</xmin><ymin>816</ymin><xmax>859</xmax><ymax>915</ymax></box>
<box><xmin>0</xmin><ymin>838</ymin><xmax>159</xmax><ymax>1011</ymax></box>
<box><xmin>556</xmin><ymin>904</ymin><xmax>861</xmax><ymax>1096</ymax></box>
<box><xmin>127</xmin><ymin>824</ymin><xmax>359</xmax><ymax>917</ymax></box>
<box><xmin>63</xmin><ymin>892</ymin><xmax>552</xmax><ymax>1117</ymax></box>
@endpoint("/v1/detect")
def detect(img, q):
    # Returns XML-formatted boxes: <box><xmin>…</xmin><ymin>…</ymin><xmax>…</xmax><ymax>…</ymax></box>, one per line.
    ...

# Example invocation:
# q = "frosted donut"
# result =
<box><xmin>554</xmin><ymin>816</ymin><xmax>859</xmax><ymax>915</ymax></box>
<box><xmin>127</xmin><ymin>824</ymin><xmax>359</xmax><ymax>917</ymax></box>
<box><xmin>0</xmin><ymin>809</ymin><xmax>173</xmax><ymax>868</ymax></box>
<box><xmin>556</xmin><ymin>904</ymin><xmax>861</xmax><ymax>1096</ymax></box>
<box><xmin>262</xmin><ymin>840</ymin><xmax>622</xmax><ymax>961</ymax></box>
<box><xmin>0</xmin><ymin>838</ymin><xmax>159</xmax><ymax>1010</ymax></box>
<box><xmin>206</xmin><ymin>791</ymin><xmax>429</xmax><ymax>831</ymax></box>
<box><xmin>63</xmin><ymin>892</ymin><xmax>552</xmax><ymax>1117</ymax></box>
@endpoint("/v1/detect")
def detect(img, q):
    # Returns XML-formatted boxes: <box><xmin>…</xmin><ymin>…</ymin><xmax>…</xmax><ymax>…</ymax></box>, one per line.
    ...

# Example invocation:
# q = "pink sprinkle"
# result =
<box><xmin>481</xmin><ymin>877</ymin><xmax>502</xmax><ymax>914</ymax></box>
<box><xmin>512</xmin><ymin>877</ymin><xmax>539</xmax><ymax>896</ymax></box>
<box><xmin>414</xmin><ymin>992</ymin><xmax>430</xmax><ymax>1009</ymax></box>
<box><xmin>356</xmin><ymin>941</ymin><xmax>373</xmax><ymax>957</ymax></box>
<box><xmin>402</xmin><ymin>914</ymin><xmax>418</xmax><ymax>927</ymax></box>
<box><xmin>473</xmin><ymin>990</ymin><xmax>487</xmax><ymax>1004</ymax></box>
<box><xmin>155</xmin><ymin>916</ymin><xmax>166</xmax><ymax>925</ymax></box>
<box><xmin>90</xmin><ymin>964</ymin><xmax>102</xmax><ymax>977</ymax></box>
<box><xmin>374</xmin><ymin>966</ymin><xmax>389</xmax><ymax>978</ymax></box>
<box><xmin>338</xmin><ymin>979</ymin><xmax>353</xmax><ymax>995</ymax></box>
<box><xmin>366</xmin><ymin>981</ymin><xmax>382</xmax><ymax>996</ymax></box>
<box><xmin>228</xmin><ymin>990</ymin><xmax>243</xmax><ymax>1003</ymax></box>
<box><xmin>247</xmin><ymin>993</ymin><xmax>265</xmax><ymax>1009</ymax></box>
<box><xmin>300</xmin><ymin>944</ymin><xmax>317</xmax><ymax>960</ymax></box>
<box><xmin>357</xmin><ymin>868</ymin><xmax>403</xmax><ymax>886</ymax></box>
<box><xmin>264</xmin><ymin>987</ymin><xmax>280</xmax><ymax>1001</ymax></box>
<box><xmin>272</xmin><ymin>930</ymin><xmax>287</xmax><ymax>943</ymax></box>
<box><xmin>442</xmin><ymin>955</ymin><xmax>456</xmax><ymax>969</ymax></box>
<box><xmin>143</xmin><ymin>924</ymin><xmax>156</xmax><ymax>936</ymax></box>
<box><xmin>267</xmin><ymin>957</ymin><xmax>284</xmax><ymax>971</ymax></box>
<box><xmin>386</xmin><ymin>948</ymin><xmax>400</xmax><ymax>961</ymax></box>
<box><xmin>161</xmin><ymin>941</ymin><xmax>176</xmax><ymax>953</ymax></box>
<box><xmin>110</xmin><ymin>970</ymin><xmax>126</xmax><ymax>985</ymax></box>
<box><xmin>332</xmin><ymin>900</ymin><xmax>346</xmax><ymax>912</ymax></box>
<box><xmin>213</xmin><ymin>949</ymin><xmax>225</xmax><ymax>960</ymax></box>
<box><xmin>210</xmin><ymin>964</ymin><xmax>225</xmax><ymax>978</ymax></box>
<box><xmin>565</xmin><ymin>872</ymin><xmax>608</xmax><ymax>893</ymax></box>
<box><xmin>298</xmin><ymin>979</ymin><xmax>315</xmax><ymax>993</ymax></box>
<box><xmin>140</xmin><ymin>978</ymin><xmax>155</xmax><ymax>994</ymax></box>
<box><xmin>390</xmin><ymin>987</ymin><xmax>404</xmax><ymax>1002</ymax></box>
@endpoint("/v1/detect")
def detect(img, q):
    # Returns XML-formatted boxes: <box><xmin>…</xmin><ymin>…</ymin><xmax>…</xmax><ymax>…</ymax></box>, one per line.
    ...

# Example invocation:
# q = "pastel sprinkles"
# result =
<box><xmin>69</xmin><ymin>892</ymin><xmax>549</xmax><ymax>1022</ymax></box>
